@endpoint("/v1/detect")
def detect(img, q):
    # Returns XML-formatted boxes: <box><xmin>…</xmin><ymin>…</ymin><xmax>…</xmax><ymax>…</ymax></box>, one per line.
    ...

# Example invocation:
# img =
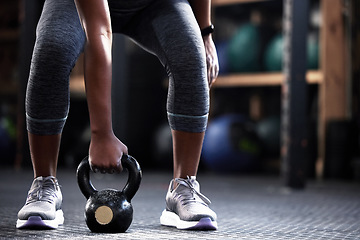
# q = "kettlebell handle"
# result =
<box><xmin>122</xmin><ymin>155</ymin><xmax>142</xmax><ymax>201</ymax></box>
<box><xmin>77</xmin><ymin>155</ymin><xmax>142</xmax><ymax>201</ymax></box>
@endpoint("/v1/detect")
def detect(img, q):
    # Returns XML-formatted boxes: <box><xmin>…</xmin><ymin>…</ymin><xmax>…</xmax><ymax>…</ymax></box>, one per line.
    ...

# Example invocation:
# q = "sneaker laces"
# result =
<box><xmin>26</xmin><ymin>177</ymin><xmax>60</xmax><ymax>205</ymax></box>
<box><xmin>174</xmin><ymin>177</ymin><xmax>211</xmax><ymax>206</ymax></box>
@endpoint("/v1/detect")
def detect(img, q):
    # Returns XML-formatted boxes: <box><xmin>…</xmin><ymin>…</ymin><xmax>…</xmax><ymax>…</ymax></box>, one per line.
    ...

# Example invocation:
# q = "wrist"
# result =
<box><xmin>91</xmin><ymin>128</ymin><xmax>114</xmax><ymax>137</ymax></box>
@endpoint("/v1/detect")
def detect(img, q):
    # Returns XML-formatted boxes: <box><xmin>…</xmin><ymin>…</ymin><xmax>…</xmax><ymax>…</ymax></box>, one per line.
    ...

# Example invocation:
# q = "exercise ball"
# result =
<box><xmin>0</xmin><ymin>116</ymin><xmax>15</xmax><ymax>162</ymax></box>
<box><xmin>255</xmin><ymin>116</ymin><xmax>281</xmax><ymax>157</ymax></box>
<box><xmin>264</xmin><ymin>33</ymin><xmax>319</xmax><ymax>71</ymax></box>
<box><xmin>227</xmin><ymin>23</ymin><xmax>261</xmax><ymax>73</ymax></box>
<box><xmin>0</xmin><ymin>121</ymin><xmax>11</xmax><ymax>152</ymax></box>
<box><xmin>264</xmin><ymin>33</ymin><xmax>283</xmax><ymax>71</ymax></box>
<box><xmin>307</xmin><ymin>32</ymin><xmax>319</xmax><ymax>69</ymax></box>
<box><xmin>202</xmin><ymin>114</ymin><xmax>261</xmax><ymax>173</ymax></box>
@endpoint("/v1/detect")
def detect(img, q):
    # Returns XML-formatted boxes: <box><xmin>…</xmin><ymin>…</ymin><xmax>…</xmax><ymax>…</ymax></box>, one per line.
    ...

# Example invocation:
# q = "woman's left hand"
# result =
<box><xmin>203</xmin><ymin>34</ymin><xmax>219</xmax><ymax>88</ymax></box>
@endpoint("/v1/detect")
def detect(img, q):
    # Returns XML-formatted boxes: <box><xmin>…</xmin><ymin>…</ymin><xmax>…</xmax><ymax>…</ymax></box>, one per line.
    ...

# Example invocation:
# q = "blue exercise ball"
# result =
<box><xmin>255</xmin><ymin>116</ymin><xmax>281</xmax><ymax>156</ymax></box>
<box><xmin>0</xmin><ymin>124</ymin><xmax>11</xmax><ymax>151</ymax></box>
<box><xmin>0</xmin><ymin>117</ymin><xmax>14</xmax><ymax>161</ymax></box>
<box><xmin>202</xmin><ymin>114</ymin><xmax>261</xmax><ymax>173</ymax></box>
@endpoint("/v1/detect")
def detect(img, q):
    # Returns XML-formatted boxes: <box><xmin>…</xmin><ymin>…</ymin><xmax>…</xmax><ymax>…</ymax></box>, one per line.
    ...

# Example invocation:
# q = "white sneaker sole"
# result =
<box><xmin>16</xmin><ymin>210</ymin><xmax>64</xmax><ymax>229</ymax></box>
<box><xmin>160</xmin><ymin>210</ymin><xmax>217</xmax><ymax>230</ymax></box>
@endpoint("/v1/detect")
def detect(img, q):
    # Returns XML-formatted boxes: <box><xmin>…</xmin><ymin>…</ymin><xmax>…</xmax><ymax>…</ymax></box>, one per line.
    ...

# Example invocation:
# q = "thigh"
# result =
<box><xmin>122</xmin><ymin>0</ymin><xmax>205</xmax><ymax>69</ymax></box>
<box><xmin>122</xmin><ymin>0</ymin><xmax>209</xmax><ymax>131</ymax></box>
<box><xmin>35</xmin><ymin>0</ymin><xmax>85</xmax><ymax>63</ymax></box>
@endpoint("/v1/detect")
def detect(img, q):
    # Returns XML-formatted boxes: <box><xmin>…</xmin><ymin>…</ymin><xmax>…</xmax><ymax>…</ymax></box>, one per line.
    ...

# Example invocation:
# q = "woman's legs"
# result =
<box><xmin>25</xmin><ymin>0</ymin><xmax>85</xmax><ymax>178</ymax></box>
<box><xmin>121</xmin><ymin>0</ymin><xmax>209</xmax><ymax>180</ymax></box>
<box><xmin>17</xmin><ymin>0</ymin><xmax>85</xmax><ymax>229</ymax></box>
<box><xmin>120</xmin><ymin>0</ymin><xmax>217</xmax><ymax>229</ymax></box>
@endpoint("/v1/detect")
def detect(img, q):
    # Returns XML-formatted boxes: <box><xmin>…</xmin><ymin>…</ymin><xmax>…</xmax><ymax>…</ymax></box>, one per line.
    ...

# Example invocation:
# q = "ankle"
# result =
<box><xmin>34</xmin><ymin>172</ymin><xmax>56</xmax><ymax>179</ymax></box>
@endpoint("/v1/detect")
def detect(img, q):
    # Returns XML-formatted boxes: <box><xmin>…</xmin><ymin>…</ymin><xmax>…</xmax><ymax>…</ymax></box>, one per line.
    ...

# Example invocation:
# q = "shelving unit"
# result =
<box><xmin>211</xmin><ymin>0</ymin><xmax>347</xmax><ymax>178</ymax></box>
<box><xmin>0</xmin><ymin>0</ymin><xmax>22</xmax><ymax>167</ymax></box>
<box><xmin>213</xmin><ymin>70</ymin><xmax>322</xmax><ymax>87</ymax></box>
<box><xmin>0</xmin><ymin>29</ymin><xmax>21</xmax><ymax>97</ymax></box>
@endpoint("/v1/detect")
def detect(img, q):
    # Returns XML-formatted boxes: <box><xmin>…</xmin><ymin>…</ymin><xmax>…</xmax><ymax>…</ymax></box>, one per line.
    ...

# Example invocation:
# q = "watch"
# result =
<box><xmin>201</xmin><ymin>24</ymin><xmax>214</xmax><ymax>37</ymax></box>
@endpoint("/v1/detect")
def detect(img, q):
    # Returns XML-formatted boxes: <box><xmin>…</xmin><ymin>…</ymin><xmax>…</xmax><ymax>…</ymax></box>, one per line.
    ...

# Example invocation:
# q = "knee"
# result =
<box><xmin>166</xmin><ymin>64</ymin><xmax>210</xmax><ymax>133</ymax></box>
<box><xmin>35</xmin><ymin>27</ymin><xmax>84</xmax><ymax>65</ymax></box>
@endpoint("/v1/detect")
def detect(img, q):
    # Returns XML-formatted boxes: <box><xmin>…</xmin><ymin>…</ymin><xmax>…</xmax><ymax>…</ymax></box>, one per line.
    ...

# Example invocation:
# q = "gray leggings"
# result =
<box><xmin>26</xmin><ymin>0</ymin><xmax>209</xmax><ymax>135</ymax></box>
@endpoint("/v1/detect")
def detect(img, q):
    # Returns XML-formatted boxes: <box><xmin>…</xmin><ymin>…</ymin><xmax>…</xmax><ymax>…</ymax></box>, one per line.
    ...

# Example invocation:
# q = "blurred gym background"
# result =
<box><xmin>0</xmin><ymin>0</ymin><xmax>359</xmax><ymax>185</ymax></box>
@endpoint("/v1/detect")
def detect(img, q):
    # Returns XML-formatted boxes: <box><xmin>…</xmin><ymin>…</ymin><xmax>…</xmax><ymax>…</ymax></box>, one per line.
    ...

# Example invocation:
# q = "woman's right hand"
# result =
<box><xmin>88</xmin><ymin>131</ymin><xmax>128</xmax><ymax>174</ymax></box>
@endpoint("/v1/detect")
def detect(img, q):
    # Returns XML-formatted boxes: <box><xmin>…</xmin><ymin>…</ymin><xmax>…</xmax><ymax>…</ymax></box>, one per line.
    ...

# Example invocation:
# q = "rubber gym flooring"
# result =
<box><xmin>0</xmin><ymin>167</ymin><xmax>359</xmax><ymax>240</ymax></box>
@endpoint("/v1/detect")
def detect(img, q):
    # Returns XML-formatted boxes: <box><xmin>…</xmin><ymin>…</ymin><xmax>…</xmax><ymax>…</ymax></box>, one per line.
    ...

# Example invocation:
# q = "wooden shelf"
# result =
<box><xmin>212</xmin><ymin>0</ymin><xmax>269</xmax><ymax>6</ymax></box>
<box><xmin>213</xmin><ymin>70</ymin><xmax>322</xmax><ymax>87</ymax></box>
<box><xmin>210</xmin><ymin>0</ymin><xmax>322</xmax><ymax>88</ymax></box>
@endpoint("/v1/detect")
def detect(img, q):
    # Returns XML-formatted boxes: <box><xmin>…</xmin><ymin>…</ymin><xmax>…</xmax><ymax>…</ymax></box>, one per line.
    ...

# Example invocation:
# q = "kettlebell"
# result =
<box><xmin>76</xmin><ymin>155</ymin><xmax>142</xmax><ymax>233</ymax></box>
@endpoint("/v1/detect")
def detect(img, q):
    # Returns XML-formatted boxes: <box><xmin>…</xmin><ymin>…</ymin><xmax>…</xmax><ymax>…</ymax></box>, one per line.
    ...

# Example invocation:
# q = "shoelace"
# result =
<box><xmin>26</xmin><ymin>177</ymin><xmax>59</xmax><ymax>205</ymax></box>
<box><xmin>174</xmin><ymin>177</ymin><xmax>211</xmax><ymax>206</ymax></box>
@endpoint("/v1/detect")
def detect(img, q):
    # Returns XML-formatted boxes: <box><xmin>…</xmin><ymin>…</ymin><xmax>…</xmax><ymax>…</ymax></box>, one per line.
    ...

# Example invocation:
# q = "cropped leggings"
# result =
<box><xmin>26</xmin><ymin>0</ymin><xmax>209</xmax><ymax>135</ymax></box>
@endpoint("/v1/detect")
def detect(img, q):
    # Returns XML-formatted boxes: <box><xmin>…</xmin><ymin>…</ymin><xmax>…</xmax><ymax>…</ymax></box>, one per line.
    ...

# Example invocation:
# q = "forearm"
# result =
<box><xmin>74</xmin><ymin>0</ymin><xmax>113</xmax><ymax>135</ymax></box>
<box><xmin>84</xmin><ymin>38</ymin><xmax>113</xmax><ymax>135</ymax></box>
<box><xmin>188</xmin><ymin>0</ymin><xmax>212</xmax><ymax>29</ymax></box>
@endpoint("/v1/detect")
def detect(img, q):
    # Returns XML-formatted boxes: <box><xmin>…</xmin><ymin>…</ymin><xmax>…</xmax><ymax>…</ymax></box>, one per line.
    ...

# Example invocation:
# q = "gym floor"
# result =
<box><xmin>0</xmin><ymin>168</ymin><xmax>359</xmax><ymax>240</ymax></box>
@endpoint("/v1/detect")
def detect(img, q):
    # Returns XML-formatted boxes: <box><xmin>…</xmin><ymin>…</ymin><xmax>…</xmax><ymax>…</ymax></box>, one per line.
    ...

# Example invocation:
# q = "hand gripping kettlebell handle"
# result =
<box><xmin>76</xmin><ymin>155</ymin><xmax>142</xmax><ymax>201</ymax></box>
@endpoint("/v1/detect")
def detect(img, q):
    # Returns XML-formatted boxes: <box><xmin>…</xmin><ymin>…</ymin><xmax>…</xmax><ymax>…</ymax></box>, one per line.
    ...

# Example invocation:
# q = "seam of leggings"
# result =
<box><xmin>167</xmin><ymin>112</ymin><xmax>208</xmax><ymax>119</ymax></box>
<box><xmin>26</xmin><ymin>113</ymin><xmax>67</xmax><ymax>123</ymax></box>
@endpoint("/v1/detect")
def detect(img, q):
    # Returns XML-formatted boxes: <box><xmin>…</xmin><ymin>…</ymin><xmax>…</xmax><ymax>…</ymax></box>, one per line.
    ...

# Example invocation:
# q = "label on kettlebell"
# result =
<box><xmin>95</xmin><ymin>206</ymin><xmax>113</xmax><ymax>225</ymax></box>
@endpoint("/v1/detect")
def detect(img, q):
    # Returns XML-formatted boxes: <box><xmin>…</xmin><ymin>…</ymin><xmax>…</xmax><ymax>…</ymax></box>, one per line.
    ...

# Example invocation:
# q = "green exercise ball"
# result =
<box><xmin>307</xmin><ymin>33</ymin><xmax>319</xmax><ymax>69</ymax></box>
<box><xmin>264</xmin><ymin>33</ymin><xmax>319</xmax><ymax>71</ymax></box>
<box><xmin>264</xmin><ymin>34</ymin><xmax>283</xmax><ymax>72</ymax></box>
<box><xmin>227</xmin><ymin>23</ymin><xmax>261</xmax><ymax>73</ymax></box>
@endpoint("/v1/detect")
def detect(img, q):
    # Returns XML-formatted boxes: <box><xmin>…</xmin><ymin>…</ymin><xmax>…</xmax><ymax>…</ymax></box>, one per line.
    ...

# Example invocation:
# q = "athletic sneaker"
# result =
<box><xmin>160</xmin><ymin>176</ymin><xmax>218</xmax><ymax>230</ymax></box>
<box><xmin>16</xmin><ymin>176</ymin><xmax>64</xmax><ymax>229</ymax></box>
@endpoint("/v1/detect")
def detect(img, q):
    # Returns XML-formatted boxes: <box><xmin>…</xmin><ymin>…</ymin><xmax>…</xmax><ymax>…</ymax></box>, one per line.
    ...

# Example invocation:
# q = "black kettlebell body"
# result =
<box><xmin>85</xmin><ymin>189</ymin><xmax>132</xmax><ymax>233</ymax></box>
<box><xmin>77</xmin><ymin>155</ymin><xmax>142</xmax><ymax>233</ymax></box>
